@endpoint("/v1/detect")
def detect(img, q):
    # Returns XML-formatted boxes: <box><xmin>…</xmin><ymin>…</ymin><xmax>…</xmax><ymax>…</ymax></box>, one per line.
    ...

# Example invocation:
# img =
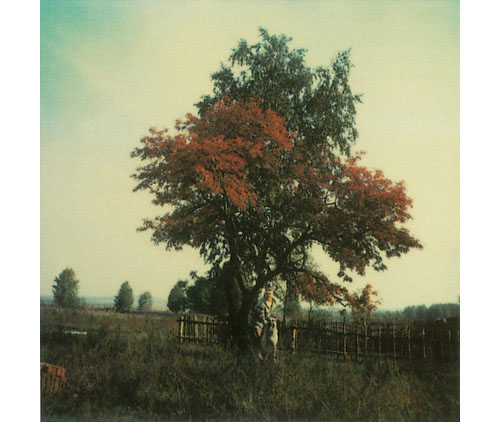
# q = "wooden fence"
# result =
<box><xmin>177</xmin><ymin>315</ymin><xmax>459</xmax><ymax>363</ymax></box>
<box><xmin>178</xmin><ymin>315</ymin><xmax>228</xmax><ymax>345</ymax></box>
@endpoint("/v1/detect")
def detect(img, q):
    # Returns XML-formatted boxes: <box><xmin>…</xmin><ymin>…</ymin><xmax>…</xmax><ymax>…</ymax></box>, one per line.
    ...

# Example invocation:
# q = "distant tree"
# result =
<box><xmin>415</xmin><ymin>304</ymin><xmax>427</xmax><ymax>320</ymax></box>
<box><xmin>167</xmin><ymin>280</ymin><xmax>189</xmax><ymax>313</ymax></box>
<box><xmin>309</xmin><ymin>308</ymin><xmax>335</xmax><ymax>322</ymax></box>
<box><xmin>346</xmin><ymin>284</ymin><xmax>381</xmax><ymax>325</ymax></box>
<box><xmin>114</xmin><ymin>281</ymin><xmax>134</xmax><ymax>313</ymax></box>
<box><xmin>403</xmin><ymin>306</ymin><xmax>416</xmax><ymax>320</ymax></box>
<box><xmin>52</xmin><ymin>268</ymin><xmax>80</xmax><ymax>308</ymax></box>
<box><xmin>402</xmin><ymin>303</ymin><xmax>459</xmax><ymax>321</ymax></box>
<box><xmin>186</xmin><ymin>273</ymin><xmax>212</xmax><ymax>315</ymax></box>
<box><xmin>428</xmin><ymin>303</ymin><xmax>460</xmax><ymax>320</ymax></box>
<box><xmin>78</xmin><ymin>297</ymin><xmax>88</xmax><ymax>309</ymax></box>
<box><xmin>138</xmin><ymin>291</ymin><xmax>153</xmax><ymax>312</ymax></box>
<box><xmin>281</xmin><ymin>287</ymin><xmax>302</xmax><ymax>321</ymax></box>
<box><xmin>185</xmin><ymin>271</ymin><xmax>232</xmax><ymax>317</ymax></box>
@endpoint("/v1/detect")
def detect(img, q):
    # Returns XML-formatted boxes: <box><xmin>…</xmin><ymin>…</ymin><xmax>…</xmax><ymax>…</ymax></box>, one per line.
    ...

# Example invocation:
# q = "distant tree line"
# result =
<box><xmin>400</xmin><ymin>303</ymin><xmax>460</xmax><ymax>321</ymax></box>
<box><xmin>51</xmin><ymin>268</ymin><xmax>153</xmax><ymax>313</ymax></box>
<box><xmin>167</xmin><ymin>271</ymin><xmax>458</xmax><ymax>324</ymax></box>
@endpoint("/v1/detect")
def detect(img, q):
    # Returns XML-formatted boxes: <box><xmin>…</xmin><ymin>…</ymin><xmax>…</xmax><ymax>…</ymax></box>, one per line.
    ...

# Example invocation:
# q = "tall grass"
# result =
<box><xmin>41</xmin><ymin>308</ymin><xmax>459</xmax><ymax>421</ymax></box>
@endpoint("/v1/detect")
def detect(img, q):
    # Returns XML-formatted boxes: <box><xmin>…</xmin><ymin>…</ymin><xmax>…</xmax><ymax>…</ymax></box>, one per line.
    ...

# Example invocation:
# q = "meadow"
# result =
<box><xmin>40</xmin><ymin>307</ymin><xmax>459</xmax><ymax>422</ymax></box>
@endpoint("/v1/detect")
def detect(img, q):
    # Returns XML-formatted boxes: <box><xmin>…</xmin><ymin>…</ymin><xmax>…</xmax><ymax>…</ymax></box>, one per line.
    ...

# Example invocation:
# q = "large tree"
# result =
<box><xmin>52</xmin><ymin>267</ymin><xmax>80</xmax><ymax>308</ymax></box>
<box><xmin>132</xmin><ymin>29</ymin><xmax>421</xmax><ymax>348</ymax></box>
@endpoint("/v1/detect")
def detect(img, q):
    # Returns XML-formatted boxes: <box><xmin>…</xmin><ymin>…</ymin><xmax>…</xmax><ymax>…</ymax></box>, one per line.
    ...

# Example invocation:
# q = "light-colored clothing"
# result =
<box><xmin>248</xmin><ymin>296</ymin><xmax>276</xmax><ymax>332</ymax></box>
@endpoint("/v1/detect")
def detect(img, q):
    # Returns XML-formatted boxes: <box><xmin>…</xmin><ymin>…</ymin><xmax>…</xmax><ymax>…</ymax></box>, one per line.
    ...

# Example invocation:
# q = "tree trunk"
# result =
<box><xmin>282</xmin><ymin>280</ymin><xmax>288</xmax><ymax>324</ymax></box>
<box><xmin>221</xmin><ymin>260</ymin><xmax>262</xmax><ymax>352</ymax></box>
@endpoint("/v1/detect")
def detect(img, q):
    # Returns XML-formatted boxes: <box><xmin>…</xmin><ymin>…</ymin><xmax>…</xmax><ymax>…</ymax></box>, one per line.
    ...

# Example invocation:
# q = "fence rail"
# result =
<box><xmin>177</xmin><ymin>315</ymin><xmax>459</xmax><ymax>363</ymax></box>
<box><xmin>178</xmin><ymin>315</ymin><xmax>228</xmax><ymax>344</ymax></box>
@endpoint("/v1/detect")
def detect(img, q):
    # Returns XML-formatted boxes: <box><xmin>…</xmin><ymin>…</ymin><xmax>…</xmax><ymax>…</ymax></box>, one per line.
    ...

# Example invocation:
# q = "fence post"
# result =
<box><xmin>192</xmin><ymin>315</ymin><xmax>196</xmax><ymax>339</ymax></box>
<box><xmin>422</xmin><ymin>327</ymin><xmax>426</xmax><ymax>359</ymax></box>
<box><xmin>407</xmin><ymin>323</ymin><xmax>412</xmax><ymax>362</ymax></box>
<box><xmin>355</xmin><ymin>325</ymin><xmax>360</xmax><ymax>362</ymax></box>
<box><xmin>343</xmin><ymin>321</ymin><xmax>347</xmax><ymax>361</ymax></box>
<box><xmin>392</xmin><ymin>325</ymin><xmax>397</xmax><ymax>360</ymax></box>
<box><xmin>204</xmin><ymin>316</ymin><xmax>209</xmax><ymax>342</ymax></box>
<box><xmin>334</xmin><ymin>322</ymin><xmax>338</xmax><ymax>358</ymax></box>
<box><xmin>364</xmin><ymin>323</ymin><xmax>368</xmax><ymax>360</ymax></box>
<box><xmin>291</xmin><ymin>326</ymin><xmax>297</xmax><ymax>354</ymax></box>
<box><xmin>448</xmin><ymin>324</ymin><xmax>453</xmax><ymax>361</ymax></box>
<box><xmin>378</xmin><ymin>326</ymin><xmax>382</xmax><ymax>364</ymax></box>
<box><xmin>179</xmin><ymin>315</ymin><xmax>184</xmax><ymax>344</ymax></box>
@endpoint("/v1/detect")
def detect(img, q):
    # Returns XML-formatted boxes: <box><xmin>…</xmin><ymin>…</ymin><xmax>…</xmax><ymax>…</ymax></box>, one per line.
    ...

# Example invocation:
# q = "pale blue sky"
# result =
<box><xmin>40</xmin><ymin>0</ymin><xmax>459</xmax><ymax>309</ymax></box>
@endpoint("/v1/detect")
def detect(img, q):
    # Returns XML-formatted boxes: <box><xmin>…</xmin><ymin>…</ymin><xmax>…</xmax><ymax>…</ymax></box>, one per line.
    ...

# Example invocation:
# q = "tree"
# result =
<box><xmin>114</xmin><ymin>281</ymin><xmax>134</xmax><ymax>313</ymax></box>
<box><xmin>185</xmin><ymin>271</ymin><xmax>232</xmax><ymax>317</ymax></box>
<box><xmin>185</xmin><ymin>272</ymin><xmax>215</xmax><ymax>315</ymax></box>
<box><xmin>167</xmin><ymin>280</ymin><xmax>189</xmax><ymax>313</ymax></box>
<box><xmin>280</xmin><ymin>289</ymin><xmax>302</xmax><ymax>321</ymax></box>
<box><xmin>52</xmin><ymin>268</ymin><xmax>80</xmax><ymax>308</ymax></box>
<box><xmin>138</xmin><ymin>291</ymin><xmax>153</xmax><ymax>312</ymax></box>
<box><xmin>346</xmin><ymin>284</ymin><xmax>381</xmax><ymax>325</ymax></box>
<box><xmin>132</xmin><ymin>29</ymin><xmax>422</xmax><ymax>348</ymax></box>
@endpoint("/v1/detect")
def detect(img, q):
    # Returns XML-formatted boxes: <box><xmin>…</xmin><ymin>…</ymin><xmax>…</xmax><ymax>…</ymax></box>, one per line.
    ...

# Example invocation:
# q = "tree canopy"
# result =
<box><xmin>52</xmin><ymin>267</ymin><xmax>80</xmax><ymax>308</ymax></box>
<box><xmin>138</xmin><ymin>291</ymin><xmax>153</xmax><ymax>312</ymax></box>
<box><xmin>167</xmin><ymin>280</ymin><xmax>189</xmax><ymax>313</ymax></box>
<box><xmin>132</xmin><ymin>29</ymin><xmax>422</xmax><ymax>345</ymax></box>
<box><xmin>114</xmin><ymin>281</ymin><xmax>134</xmax><ymax>313</ymax></box>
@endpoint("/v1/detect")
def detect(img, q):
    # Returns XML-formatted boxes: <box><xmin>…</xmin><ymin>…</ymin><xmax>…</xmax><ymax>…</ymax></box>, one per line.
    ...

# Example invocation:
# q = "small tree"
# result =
<box><xmin>138</xmin><ymin>291</ymin><xmax>153</xmax><ymax>312</ymax></box>
<box><xmin>52</xmin><ymin>268</ymin><xmax>80</xmax><ymax>308</ymax></box>
<box><xmin>114</xmin><ymin>281</ymin><xmax>134</xmax><ymax>313</ymax></box>
<box><xmin>167</xmin><ymin>280</ymin><xmax>189</xmax><ymax>313</ymax></box>
<box><xmin>347</xmin><ymin>284</ymin><xmax>380</xmax><ymax>326</ymax></box>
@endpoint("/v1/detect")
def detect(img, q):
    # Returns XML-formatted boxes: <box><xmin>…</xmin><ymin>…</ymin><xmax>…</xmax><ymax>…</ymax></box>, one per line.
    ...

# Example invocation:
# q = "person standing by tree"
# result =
<box><xmin>52</xmin><ymin>268</ymin><xmax>80</xmax><ymax>308</ymax></box>
<box><xmin>248</xmin><ymin>284</ymin><xmax>276</xmax><ymax>341</ymax></box>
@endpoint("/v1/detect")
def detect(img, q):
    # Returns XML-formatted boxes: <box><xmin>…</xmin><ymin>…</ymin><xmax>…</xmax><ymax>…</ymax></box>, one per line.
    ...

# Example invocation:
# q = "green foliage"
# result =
<box><xmin>282</xmin><ymin>294</ymin><xmax>302</xmax><ymax>320</ymax></box>
<box><xmin>185</xmin><ymin>271</ymin><xmax>232</xmax><ymax>317</ymax></box>
<box><xmin>41</xmin><ymin>307</ymin><xmax>459</xmax><ymax>421</ymax></box>
<box><xmin>196</xmin><ymin>27</ymin><xmax>361</xmax><ymax>156</ymax></box>
<box><xmin>114</xmin><ymin>281</ymin><xmax>134</xmax><ymax>313</ymax></box>
<box><xmin>403</xmin><ymin>303</ymin><xmax>460</xmax><ymax>321</ymax></box>
<box><xmin>167</xmin><ymin>280</ymin><xmax>188</xmax><ymax>313</ymax></box>
<box><xmin>185</xmin><ymin>272</ymin><xmax>213</xmax><ymax>315</ymax></box>
<box><xmin>273</xmin><ymin>279</ymin><xmax>302</xmax><ymax>321</ymax></box>
<box><xmin>132</xmin><ymin>28</ymin><xmax>422</xmax><ymax>347</ymax></box>
<box><xmin>52</xmin><ymin>268</ymin><xmax>80</xmax><ymax>308</ymax></box>
<box><xmin>137</xmin><ymin>291</ymin><xmax>153</xmax><ymax>312</ymax></box>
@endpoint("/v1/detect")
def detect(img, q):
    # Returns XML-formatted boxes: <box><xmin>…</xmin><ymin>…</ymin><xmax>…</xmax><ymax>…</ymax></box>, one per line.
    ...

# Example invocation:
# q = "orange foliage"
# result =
<box><xmin>132</xmin><ymin>97</ymin><xmax>421</xmax><ymax>311</ymax></box>
<box><xmin>136</xmin><ymin>97</ymin><xmax>294</xmax><ymax>212</ymax></box>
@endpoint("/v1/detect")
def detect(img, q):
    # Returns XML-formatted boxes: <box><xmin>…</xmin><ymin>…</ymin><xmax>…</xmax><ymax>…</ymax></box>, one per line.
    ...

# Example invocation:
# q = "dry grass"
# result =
<box><xmin>41</xmin><ymin>307</ymin><xmax>459</xmax><ymax>422</ymax></box>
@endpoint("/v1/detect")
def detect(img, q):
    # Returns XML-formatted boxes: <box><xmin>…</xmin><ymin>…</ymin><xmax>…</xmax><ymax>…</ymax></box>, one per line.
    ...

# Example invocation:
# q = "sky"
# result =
<box><xmin>40</xmin><ymin>0</ymin><xmax>460</xmax><ymax>310</ymax></box>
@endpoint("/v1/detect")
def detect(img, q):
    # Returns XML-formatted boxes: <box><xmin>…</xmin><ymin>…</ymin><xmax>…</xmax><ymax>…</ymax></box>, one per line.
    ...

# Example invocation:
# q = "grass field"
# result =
<box><xmin>40</xmin><ymin>307</ymin><xmax>459</xmax><ymax>422</ymax></box>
